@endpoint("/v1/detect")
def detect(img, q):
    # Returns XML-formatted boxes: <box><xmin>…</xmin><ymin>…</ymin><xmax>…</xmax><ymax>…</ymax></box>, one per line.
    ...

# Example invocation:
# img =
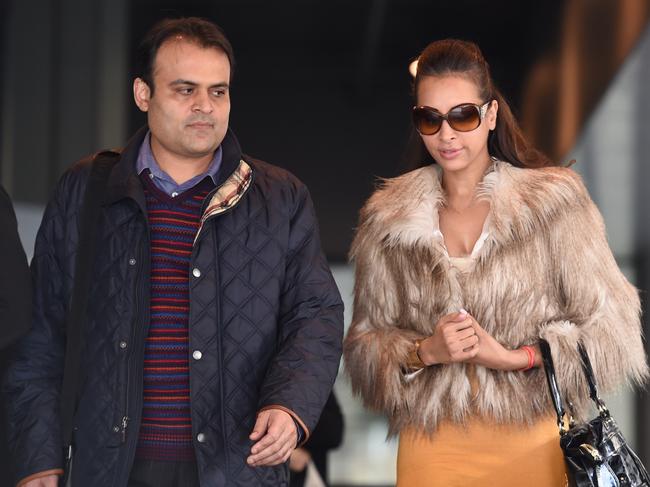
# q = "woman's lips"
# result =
<box><xmin>438</xmin><ymin>148</ymin><xmax>463</xmax><ymax>159</ymax></box>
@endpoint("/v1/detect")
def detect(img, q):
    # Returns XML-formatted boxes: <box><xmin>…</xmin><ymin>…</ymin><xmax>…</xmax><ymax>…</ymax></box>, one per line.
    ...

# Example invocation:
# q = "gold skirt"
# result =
<box><xmin>397</xmin><ymin>416</ymin><xmax>567</xmax><ymax>487</ymax></box>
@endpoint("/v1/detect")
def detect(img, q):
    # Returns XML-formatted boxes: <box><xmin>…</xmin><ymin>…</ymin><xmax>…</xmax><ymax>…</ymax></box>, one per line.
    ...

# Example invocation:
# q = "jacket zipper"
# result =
<box><xmin>118</xmin><ymin>220</ymin><xmax>151</xmax><ymax>485</ymax></box>
<box><xmin>120</xmin><ymin>415</ymin><xmax>129</xmax><ymax>443</ymax></box>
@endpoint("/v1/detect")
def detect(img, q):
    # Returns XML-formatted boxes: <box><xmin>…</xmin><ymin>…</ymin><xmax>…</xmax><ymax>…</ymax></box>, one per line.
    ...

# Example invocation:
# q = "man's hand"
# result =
<box><xmin>247</xmin><ymin>408</ymin><xmax>298</xmax><ymax>467</ymax></box>
<box><xmin>21</xmin><ymin>474</ymin><xmax>59</xmax><ymax>487</ymax></box>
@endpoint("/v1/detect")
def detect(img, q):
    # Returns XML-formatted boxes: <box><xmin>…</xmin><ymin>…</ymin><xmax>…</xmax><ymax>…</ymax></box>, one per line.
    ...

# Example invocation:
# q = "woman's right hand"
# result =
<box><xmin>418</xmin><ymin>310</ymin><xmax>479</xmax><ymax>365</ymax></box>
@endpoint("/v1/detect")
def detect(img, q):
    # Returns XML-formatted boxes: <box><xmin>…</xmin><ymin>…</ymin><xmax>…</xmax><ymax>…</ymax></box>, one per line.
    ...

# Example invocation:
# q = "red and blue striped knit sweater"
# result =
<box><xmin>136</xmin><ymin>172</ymin><xmax>214</xmax><ymax>461</ymax></box>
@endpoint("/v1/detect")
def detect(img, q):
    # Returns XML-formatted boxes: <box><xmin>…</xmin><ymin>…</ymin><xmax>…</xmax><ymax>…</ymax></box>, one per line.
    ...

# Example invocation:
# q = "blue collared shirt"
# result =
<box><xmin>136</xmin><ymin>132</ymin><xmax>222</xmax><ymax>196</ymax></box>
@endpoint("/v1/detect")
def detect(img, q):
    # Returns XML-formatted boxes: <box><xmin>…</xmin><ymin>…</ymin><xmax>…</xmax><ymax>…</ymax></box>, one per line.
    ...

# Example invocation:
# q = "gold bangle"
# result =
<box><xmin>405</xmin><ymin>338</ymin><xmax>426</xmax><ymax>371</ymax></box>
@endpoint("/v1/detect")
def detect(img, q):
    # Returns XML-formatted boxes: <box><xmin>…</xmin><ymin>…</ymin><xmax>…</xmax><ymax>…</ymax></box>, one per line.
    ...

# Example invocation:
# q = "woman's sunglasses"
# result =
<box><xmin>412</xmin><ymin>101</ymin><xmax>491</xmax><ymax>136</ymax></box>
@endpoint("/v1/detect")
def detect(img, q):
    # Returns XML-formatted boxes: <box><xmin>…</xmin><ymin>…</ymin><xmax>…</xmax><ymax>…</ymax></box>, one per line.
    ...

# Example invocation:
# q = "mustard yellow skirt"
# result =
<box><xmin>397</xmin><ymin>416</ymin><xmax>567</xmax><ymax>487</ymax></box>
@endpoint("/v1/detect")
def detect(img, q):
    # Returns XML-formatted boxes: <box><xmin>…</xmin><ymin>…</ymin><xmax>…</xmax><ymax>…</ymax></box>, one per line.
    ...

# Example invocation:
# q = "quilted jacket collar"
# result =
<box><xmin>104</xmin><ymin>125</ymin><xmax>247</xmax><ymax>209</ymax></box>
<box><xmin>194</xmin><ymin>159</ymin><xmax>253</xmax><ymax>244</ymax></box>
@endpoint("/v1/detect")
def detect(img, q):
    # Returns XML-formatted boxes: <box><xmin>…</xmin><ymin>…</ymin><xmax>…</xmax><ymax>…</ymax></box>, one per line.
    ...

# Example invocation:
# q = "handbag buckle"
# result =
<box><xmin>597</xmin><ymin>401</ymin><xmax>610</xmax><ymax>418</ymax></box>
<box><xmin>558</xmin><ymin>412</ymin><xmax>573</xmax><ymax>436</ymax></box>
<box><xmin>579</xmin><ymin>443</ymin><xmax>603</xmax><ymax>463</ymax></box>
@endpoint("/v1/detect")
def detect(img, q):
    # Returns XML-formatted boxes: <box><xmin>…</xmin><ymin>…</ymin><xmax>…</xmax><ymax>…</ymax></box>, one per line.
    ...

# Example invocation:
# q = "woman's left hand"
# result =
<box><xmin>465</xmin><ymin>314</ymin><xmax>530</xmax><ymax>371</ymax></box>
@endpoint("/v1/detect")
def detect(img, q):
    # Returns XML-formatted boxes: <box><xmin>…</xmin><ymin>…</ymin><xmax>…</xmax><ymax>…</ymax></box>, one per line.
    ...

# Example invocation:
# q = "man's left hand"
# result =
<box><xmin>247</xmin><ymin>409</ymin><xmax>298</xmax><ymax>467</ymax></box>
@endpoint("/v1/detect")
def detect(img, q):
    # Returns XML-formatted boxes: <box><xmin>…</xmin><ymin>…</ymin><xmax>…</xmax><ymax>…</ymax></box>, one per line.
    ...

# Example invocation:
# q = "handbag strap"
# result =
<box><xmin>540</xmin><ymin>339</ymin><xmax>612</xmax><ymax>436</ymax></box>
<box><xmin>60</xmin><ymin>150</ymin><xmax>120</xmax><ymax>451</ymax></box>
<box><xmin>577</xmin><ymin>342</ymin><xmax>610</xmax><ymax>416</ymax></box>
<box><xmin>539</xmin><ymin>339</ymin><xmax>568</xmax><ymax>434</ymax></box>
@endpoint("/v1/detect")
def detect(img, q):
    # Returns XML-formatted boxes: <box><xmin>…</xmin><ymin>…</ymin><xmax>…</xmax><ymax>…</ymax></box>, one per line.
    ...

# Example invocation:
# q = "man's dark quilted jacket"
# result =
<box><xmin>4</xmin><ymin>127</ymin><xmax>344</xmax><ymax>486</ymax></box>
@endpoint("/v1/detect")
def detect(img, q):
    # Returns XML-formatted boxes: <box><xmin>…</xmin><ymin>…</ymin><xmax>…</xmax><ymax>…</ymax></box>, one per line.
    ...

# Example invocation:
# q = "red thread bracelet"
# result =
<box><xmin>519</xmin><ymin>345</ymin><xmax>535</xmax><ymax>371</ymax></box>
<box><xmin>518</xmin><ymin>346</ymin><xmax>532</xmax><ymax>371</ymax></box>
<box><xmin>524</xmin><ymin>345</ymin><xmax>535</xmax><ymax>370</ymax></box>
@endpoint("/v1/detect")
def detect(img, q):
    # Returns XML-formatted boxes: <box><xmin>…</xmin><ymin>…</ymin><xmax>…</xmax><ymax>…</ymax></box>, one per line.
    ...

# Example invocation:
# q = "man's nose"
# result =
<box><xmin>192</xmin><ymin>91</ymin><xmax>213</xmax><ymax>113</ymax></box>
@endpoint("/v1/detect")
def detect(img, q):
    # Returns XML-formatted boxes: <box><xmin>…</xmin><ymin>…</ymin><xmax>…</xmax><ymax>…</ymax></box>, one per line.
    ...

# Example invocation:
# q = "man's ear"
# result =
<box><xmin>133</xmin><ymin>78</ymin><xmax>151</xmax><ymax>112</ymax></box>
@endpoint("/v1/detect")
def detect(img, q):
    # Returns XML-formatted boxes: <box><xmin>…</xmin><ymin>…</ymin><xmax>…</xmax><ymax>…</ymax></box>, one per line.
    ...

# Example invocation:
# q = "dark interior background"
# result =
<box><xmin>3</xmin><ymin>2</ymin><xmax>650</xmax><ymax>484</ymax></box>
<box><xmin>4</xmin><ymin>0</ymin><xmax>639</xmax><ymax>261</ymax></box>
<box><xmin>129</xmin><ymin>1</ymin><xmax>563</xmax><ymax>260</ymax></box>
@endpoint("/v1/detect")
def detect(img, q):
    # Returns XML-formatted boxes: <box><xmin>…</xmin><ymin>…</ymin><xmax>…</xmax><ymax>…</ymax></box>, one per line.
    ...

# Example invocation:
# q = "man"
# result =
<box><xmin>0</xmin><ymin>184</ymin><xmax>32</xmax><ymax>487</ymax></box>
<box><xmin>5</xmin><ymin>17</ymin><xmax>343</xmax><ymax>487</ymax></box>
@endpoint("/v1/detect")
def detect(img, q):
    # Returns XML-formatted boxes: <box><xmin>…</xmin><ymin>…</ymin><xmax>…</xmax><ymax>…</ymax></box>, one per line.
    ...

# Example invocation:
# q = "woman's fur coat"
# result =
<box><xmin>343</xmin><ymin>161</ymin><xmax>648</xmax><ymax>435</ymax></box>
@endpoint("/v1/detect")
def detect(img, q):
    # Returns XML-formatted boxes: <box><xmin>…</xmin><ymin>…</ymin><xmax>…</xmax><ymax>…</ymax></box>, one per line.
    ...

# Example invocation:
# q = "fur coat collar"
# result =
<box><xmin>343</xmin><ymin>161</ymin><xmax>647</xmax><ymax>435</ymax></box>
<box><xmin>362</xmin><ymin>160</ymin><xmax>588</xmax><ymax>266</ymax></box>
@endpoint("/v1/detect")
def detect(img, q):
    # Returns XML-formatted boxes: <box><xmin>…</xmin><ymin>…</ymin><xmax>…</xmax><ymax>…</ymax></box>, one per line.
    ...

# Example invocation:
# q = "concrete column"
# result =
<box><xmin>1</xmin><ymin>0</ymin><xmax>128</xmax><ymax>203</ymax></box>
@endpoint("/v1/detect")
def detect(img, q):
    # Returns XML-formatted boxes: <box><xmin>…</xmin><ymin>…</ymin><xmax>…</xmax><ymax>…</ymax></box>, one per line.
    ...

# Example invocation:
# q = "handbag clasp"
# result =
<box><xmin>579</xmin><ymin>443</ymin><xmax>603</xmax><ymax>463</ymax></box>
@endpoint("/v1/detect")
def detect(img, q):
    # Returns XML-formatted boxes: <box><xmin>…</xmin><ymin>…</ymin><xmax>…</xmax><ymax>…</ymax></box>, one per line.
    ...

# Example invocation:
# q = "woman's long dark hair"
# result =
<box><xmin>405</xmin><ymin>39</ymin><xmax>553</xmax><ymax>171</ymax></box>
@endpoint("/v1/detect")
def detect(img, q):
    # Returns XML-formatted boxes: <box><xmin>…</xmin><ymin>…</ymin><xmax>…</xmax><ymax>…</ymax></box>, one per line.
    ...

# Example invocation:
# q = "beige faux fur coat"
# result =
<box><xmin>343</xmin><ymin>160</ymin><xmax>648</xmax><ymax>436</ymax></box>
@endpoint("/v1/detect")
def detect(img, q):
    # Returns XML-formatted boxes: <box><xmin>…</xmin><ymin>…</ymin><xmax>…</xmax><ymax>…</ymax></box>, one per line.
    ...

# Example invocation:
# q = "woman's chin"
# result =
<box><xmin>435</xmin><ymin>157</ymin><xmax>470</xmax><ymax>173</ymax></box>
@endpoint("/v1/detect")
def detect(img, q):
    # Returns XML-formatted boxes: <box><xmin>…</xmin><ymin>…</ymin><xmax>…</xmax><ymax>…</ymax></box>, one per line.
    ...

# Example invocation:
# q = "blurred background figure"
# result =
<box><xmin>3</xmin><ymin>1</ymin><xmax>650</xmax><ymax>485</ymax></box>
<box><xmin>0</xmin><ymin>184</ymin><xmax>31</xmax><ymax>486</ymax></box>
<box><xmin>290</xmin><ymin>393</ymin><xmax>344</xmax><ymax>487</ymax></box>
<box><xmin>0</xmin><ymin>185</ymin><xmax>30</xmax><ymax>350</ymax></box>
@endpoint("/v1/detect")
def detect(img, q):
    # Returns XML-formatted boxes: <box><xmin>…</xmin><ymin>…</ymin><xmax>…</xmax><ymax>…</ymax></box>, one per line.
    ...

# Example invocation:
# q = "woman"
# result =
<box><xmin>343</xmin><ymin>39</ymin><xmax>648</xmax><ymax>486</ymax></box>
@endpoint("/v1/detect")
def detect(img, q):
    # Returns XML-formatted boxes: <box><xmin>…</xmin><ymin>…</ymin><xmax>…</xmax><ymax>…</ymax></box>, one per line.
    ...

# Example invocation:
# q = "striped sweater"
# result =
<box><xmin>136</xmin><ymin>172</ymin><xmax>214</xmax><ymax>461</ymax></box>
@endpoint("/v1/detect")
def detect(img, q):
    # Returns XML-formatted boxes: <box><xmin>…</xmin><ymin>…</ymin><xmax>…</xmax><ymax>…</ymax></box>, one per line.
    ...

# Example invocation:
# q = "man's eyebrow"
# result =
<box><xmin>169</xmin><ymin>79</ymin><xmax>229</xmax><ymax>89</ymax></box>
<box><xmin>170</xmin><ymin>79</ymin><xmax>198</xmax><ymax>86</ymax></box>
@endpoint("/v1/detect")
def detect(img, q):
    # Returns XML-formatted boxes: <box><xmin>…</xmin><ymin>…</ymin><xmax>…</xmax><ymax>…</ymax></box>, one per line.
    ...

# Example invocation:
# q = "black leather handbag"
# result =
<box><xmin>539</xmin><ymin>339</ymin><xmax>650</xmax><ymax>487</ymax></box>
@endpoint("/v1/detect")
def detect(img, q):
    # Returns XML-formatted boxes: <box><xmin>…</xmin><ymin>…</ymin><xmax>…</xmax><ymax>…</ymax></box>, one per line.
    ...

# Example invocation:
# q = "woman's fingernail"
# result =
<box><xmin>459</xmin><ymin>308</ymin><xmax>468</xmax><ymax>315</ymax></box>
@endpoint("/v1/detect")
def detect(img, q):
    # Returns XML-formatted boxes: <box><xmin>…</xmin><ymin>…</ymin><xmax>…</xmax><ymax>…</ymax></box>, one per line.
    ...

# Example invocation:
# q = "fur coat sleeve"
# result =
<box><xmin>538</xmin><ymin>173</ymin><xmax>648</xmax><ymax>413</ymax></box>
<box><xmin>343</xmin><ymin>221</ymin><xmax>428</xmax><ymax>418</ymax></box>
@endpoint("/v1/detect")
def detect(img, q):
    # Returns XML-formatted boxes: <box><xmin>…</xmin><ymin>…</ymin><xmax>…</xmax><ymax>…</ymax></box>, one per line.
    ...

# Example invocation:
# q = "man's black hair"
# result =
<box><xmin>135</xmin><ymin>17</ymin><xmax>235</xmax><ymax>94</ymax></box>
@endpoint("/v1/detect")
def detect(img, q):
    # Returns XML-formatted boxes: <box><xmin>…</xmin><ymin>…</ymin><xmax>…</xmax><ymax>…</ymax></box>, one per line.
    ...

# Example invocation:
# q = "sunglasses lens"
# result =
<box><xmin>448</xmin><ymin>105</ymin><xmax>481</xmax><ymax>132</ymax></box>
<box><xmin>413</xmin><ymin>108</ymin><xmax>442</xmax><ymax>135</ymax></box>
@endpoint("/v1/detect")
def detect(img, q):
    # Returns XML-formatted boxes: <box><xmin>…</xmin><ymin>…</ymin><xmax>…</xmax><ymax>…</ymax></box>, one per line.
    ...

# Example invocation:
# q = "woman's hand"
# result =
<box><xmin>465</xmin><ymin>315</ymin><xmax>533</xmax><ymax>370</ymax></box>
<box><xmin>418</xmin><ymin>310</ymin><xmax>479</xmax><ymax>365</ymax></box>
